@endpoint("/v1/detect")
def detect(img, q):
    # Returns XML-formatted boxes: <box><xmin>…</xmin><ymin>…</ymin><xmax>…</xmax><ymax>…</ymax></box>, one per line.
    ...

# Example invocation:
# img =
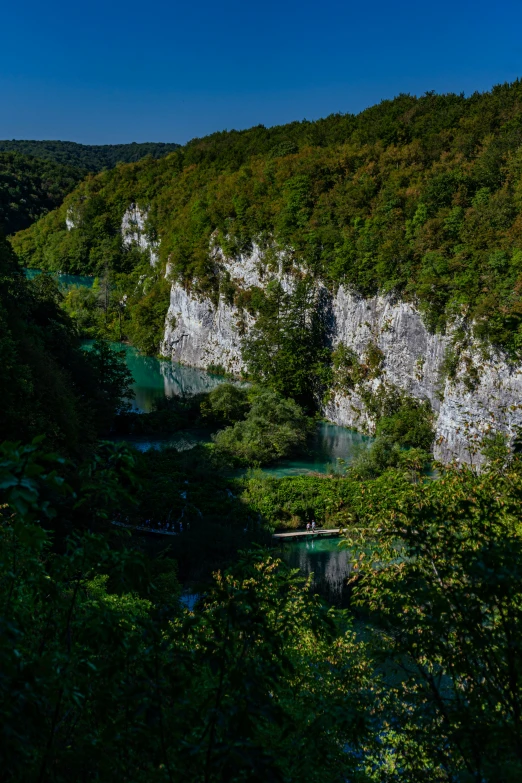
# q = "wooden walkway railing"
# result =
<box><xmin>272</xmin><ymin>528</ymin><xmax>342</xmax><ymax>540</ymax></box>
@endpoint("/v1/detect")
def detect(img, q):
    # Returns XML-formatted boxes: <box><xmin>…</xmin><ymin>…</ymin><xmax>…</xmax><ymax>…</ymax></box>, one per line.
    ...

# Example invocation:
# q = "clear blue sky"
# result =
<box><xmin>1</xmin><ymin>0</ymin><xmax>521</xmax><ymax>145</ymax></box>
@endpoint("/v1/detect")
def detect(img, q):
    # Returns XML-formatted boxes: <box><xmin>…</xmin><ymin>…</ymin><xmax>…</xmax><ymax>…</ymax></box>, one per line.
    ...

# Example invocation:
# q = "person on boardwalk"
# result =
<box><xmin>306</xmin><ymin>522</ymin><xmax>311</xmax><ymax>532</ymax></box>
<box><xmin>311</xmin><ymin>520</ymin><xmax>316</xmax><ymax>532</ymax></box>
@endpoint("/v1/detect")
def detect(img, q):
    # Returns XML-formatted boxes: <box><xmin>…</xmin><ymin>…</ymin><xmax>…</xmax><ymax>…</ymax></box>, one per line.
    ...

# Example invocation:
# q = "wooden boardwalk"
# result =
<box><xmin>272</xmin><ymin>528</ymin><xmax>342</xmax><ymax>540</ymax></box>
<box><xmin>111</xmin><ymin>520</ymin><xmax>177</xmax><ymax>536</ymax></box>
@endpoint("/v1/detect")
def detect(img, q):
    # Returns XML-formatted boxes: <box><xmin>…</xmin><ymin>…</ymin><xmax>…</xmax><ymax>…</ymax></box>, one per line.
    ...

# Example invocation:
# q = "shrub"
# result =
<box><xmin>213</xmin><ymin>388</ymin><xmax>311</xmax><ymax>465</ymax></box>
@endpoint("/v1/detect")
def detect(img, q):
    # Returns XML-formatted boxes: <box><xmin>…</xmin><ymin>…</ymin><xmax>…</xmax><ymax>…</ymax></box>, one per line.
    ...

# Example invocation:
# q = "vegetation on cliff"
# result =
<box><xmin>12</xmin><ymin>80</ymin><xmax>522</xmax><ymax>355</ymax></box>
<box><xmin>0</xmin><ymin>152</ymin><xmax>85</xmax><ymax>235</ymax></box>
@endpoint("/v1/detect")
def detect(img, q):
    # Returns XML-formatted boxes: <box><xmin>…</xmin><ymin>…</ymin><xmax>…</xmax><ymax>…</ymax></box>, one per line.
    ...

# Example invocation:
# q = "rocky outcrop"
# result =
<box><xmin>162</xmin><ymin>243</ymin><xmax>287</xmax><ymax>374</ymax></box>
<box><xmin>162</xmin><ymin>248</ymin><xmax>522</xmax><ymax>464</ymax></box>
<box><xmin>435</xmin><ymin>353</ymin><xmax>522</xmax><ymax>464</ymax></box>
<box><xmin>65</xmin><ymin>201</ymin><xmax>160</xmax><ymax>266</ymax></box>
<box><xmin>121</xmin><ymin>204</ymin><xmax>159</xmax><ymax>266</ymax></box>
<box><xmin>65</xmin><ymin>208</ymin><xmax>77</xmax><ymax>230</ymax></box>
<box><xmin>163</xmin><ymin>284</ymin><xmax>251</xmax><ymax>375</ymax></box>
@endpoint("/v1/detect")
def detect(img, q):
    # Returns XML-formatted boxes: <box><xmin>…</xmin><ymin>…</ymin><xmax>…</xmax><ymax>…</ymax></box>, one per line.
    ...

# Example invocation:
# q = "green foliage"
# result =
<box><xmin>0</xmin><ymin>151</ymin><xmax>85</xmax><ymax>235</ymax></box>
<box><xmin>242</xmin><ymin>277</ymin><xmax>330</xmax><ymax>408</ymax></box>
<box><xmin>201</xmin><ymin>382</ymin><xmax>250</xmax><ymax>424</ymax></box>
<box><xmin>330</xmin><ymin>343</ymin><xmax>365</xmax><ymax>390</ymax></box>
<box><xmin>14</xmin><ymin>82</ymin><xmax>522</xmax><ymax>353</ymax></box>
<box><xmin>350</xmin><ymin>391</ymin><xmax>434</xmax><ymax>479</ymax></box>
<box><xmin>0</xmin><ymin>236</ymin><xmax>131</xmax><ymax>450</ymax></box>
<box><xmin>347</xmin><ymin>459</ymin><xmax>522</xmax><ymax>780</ymax></box>
<box><xmin>481</xmin><ymin>430</ymin><xmax>512</xmax><ymax>470</ymax></box>
<box><xmin>238</xmin><ymin>470</ymin><xmax>362</xmax><ymax>530</ymax></box>
<box><xmin>61</xmin><ymin>265</ymin><xmax>170</xmax><ymax>355</ymax></box>
<box><xmin>82</xmin><ymin>339</ymin><xmax>134</xmax><ymax>426</ymax></box>
<box><xmin>0</xmin><ymin>442</ymin><xmax>373</xmax><ymax>783</ymax></box>
<box><xmin>124</xmin><ymin>275</ymin><xmax>171</xmax><ymax>355</ymax></box>
<box><xmin>375</xmin><ymin>395</ymin><xmax>434</xmax><ymax>449</ymax></box>
<box><xmin>0</xmin><ymin>139</ymin><xmax>180</xmax><ymax>171</ymax></box>
<box><xmin>213</xmin><ymin>387</ymin><xmax>312</xmax><ymax>466</ymax></box>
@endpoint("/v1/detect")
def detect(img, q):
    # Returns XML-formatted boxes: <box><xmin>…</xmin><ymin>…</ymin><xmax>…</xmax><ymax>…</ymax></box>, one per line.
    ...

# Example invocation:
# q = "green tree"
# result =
<box><xmin>347</xmin><ymin>459</ymin><xmax>522</xmax><ymax>780</ymax></box>
<box><xmin>201</xmin><ymin>382</ymin><xmax>249</xmax><ymax>424</ymax></box>
<box><xmin>0</xmin><ymin>440</ymin><xmax>374</xmax><ymax>783</ymax></box>
<box><xmin>212</xmin><ymin>387</ymin><xmax>312</xmax><ymax>465</ymax></box>
<box><xmin>82</xmin><ymin>340</ymin><xmax>134</xmax><ymax>428</ymax></box>
<box><xmin>242</xmin><ymin>277</ymin><xmax>329</xmax><ymax>409</ymax></box>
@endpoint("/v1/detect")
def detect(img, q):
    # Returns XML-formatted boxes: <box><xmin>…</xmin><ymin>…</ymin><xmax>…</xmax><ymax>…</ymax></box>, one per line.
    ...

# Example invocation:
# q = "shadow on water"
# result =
<box><xmin>101</xmin><ymin>341</ymin><xmax>373</xmax><ymax>475</ymax></box>
<box><xmin>277</xmin><ymin>537</ymin><xmax>353</xmax><ymax>607</ymax></box>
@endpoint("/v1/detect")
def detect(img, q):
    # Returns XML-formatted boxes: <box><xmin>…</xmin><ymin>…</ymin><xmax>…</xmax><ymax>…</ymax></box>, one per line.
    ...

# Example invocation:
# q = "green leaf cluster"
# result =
<box><xmin>13</xmin><ymin>82</ymin><xmax>522</xmax><ymax>353</ymax></box>
<box><xmin>347</xmin><ymin>457</ymin><xmax>522</xmax><ymax>780</ymax></box>
<box><xmin>0</xmin><ymin>440</ymin><xmax>373</xmax><ymax>783</ymax></box>
<box><xmin>0</xmin><ymin>151</ymin><xmax>85</xmax><ymax>235</ymax></box>
<box><xmin>0</xmin><ymin>235</ymin><xmax>135</xmax><ymax>450</ymax></box>
<box><xmin>0</xmin><ymin>139</ymin><xmax>180</xmax><ymax>172</ymax></box>
<box><xmin>211</xmin><ymin>386</ymin><xmax>313</xmax><ymax>466</ymax></box>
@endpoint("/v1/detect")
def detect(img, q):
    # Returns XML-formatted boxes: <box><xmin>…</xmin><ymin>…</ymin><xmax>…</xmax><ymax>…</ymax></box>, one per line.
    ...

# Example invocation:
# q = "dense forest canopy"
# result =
<box><xmin>12</xmin><ymin>80</ymin><xmax>522</xmax><ymax>353</ymax></box>
<box><xmin>0</xmin><ymin>233</ymin><xmax>132</xmax><ymax>450</ymax></box>
<box><xmin>0</xmin><ymin>139</ymin><xmax>180</xmax><ymax>172</ymax></box>
<box><xmin>0</xmin><ymin>140</ymin><xmax>181</xmax><ymax>236</ymax></box>
<box><xmin>0</xmin><ymin>152</ymin><xmax>86</xmax><ymax>235</ymax></box>
<box><xmin>4</xmin><ymin>80</ymin><xmax>522</xmax><ymax>781</ymax></box>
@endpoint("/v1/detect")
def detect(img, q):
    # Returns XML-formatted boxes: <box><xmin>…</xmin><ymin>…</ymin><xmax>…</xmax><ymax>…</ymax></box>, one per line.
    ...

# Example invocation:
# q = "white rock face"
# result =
<box><xmin>163</xmin><ymin>284</ymin><xmax>252</xmax><ymax>375</ymax></box>
<box><xmin>435</xmin><ymin>353</ymin><xmax>522</xmax><ymax>464</ymax></box>
<box><xmin>65</xmin><ymin>208</ymin><xmax>77</xmax><ymax>230</ymax></box>
<box><xmin>121</xmin><ymin>204</ymin><xmax>159</xmax><ymax>266</ymax></box>
<box><xmin>162</xmin><ymin>244</ymin><xmax>290</xmax><ymax>373</ymax></box>
<box><xmin>162</xmin><ymin>247</ymin><xmax>522</xmax><ymax>464</ymax></box>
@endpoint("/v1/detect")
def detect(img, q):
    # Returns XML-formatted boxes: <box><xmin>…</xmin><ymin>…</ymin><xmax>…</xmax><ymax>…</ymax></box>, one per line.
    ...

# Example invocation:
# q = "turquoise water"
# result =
<box><xmin>24</xmin><ymin>268</ymin><xmax>95</xmax><ymax>289</ymax></box>
<box><xmin>110</xmin><ymin>341</ymin><xmax>361</xmax><ymax>595</ymax></box>
<box><xmin>113</xmin><ymin>343</ymin><xmax>230</xmax><ymax>413</ymax></box>
<box><xmin>278</xmin><ymin>537</ymin><xmax>352</xmax><ymax>604</ymax></box>
<box><xmin>104</xmin><ymin>341</ymin><xmax>371</xmax><ymax>474</ymax></box>
<box><xmin>263</xmin><ymin>422</ymin><xmax>370</xmax><ymax>477</ymax></box>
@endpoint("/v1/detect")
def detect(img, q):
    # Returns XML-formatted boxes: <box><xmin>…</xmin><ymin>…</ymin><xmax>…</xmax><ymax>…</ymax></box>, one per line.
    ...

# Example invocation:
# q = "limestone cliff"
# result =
<box><xmin>121</xmin><ymin>204</ymin><xmax>159</xmax><ymax>266</ymax></box>
<box><xmin>65</xmin><ymin>202</ymin><xmax>160</xmax><ymax>266</ymax></box>
<box><xmin>162</xmin><ymin>247</ymin><xmax>522</xmax><ymax>464</ymax></box>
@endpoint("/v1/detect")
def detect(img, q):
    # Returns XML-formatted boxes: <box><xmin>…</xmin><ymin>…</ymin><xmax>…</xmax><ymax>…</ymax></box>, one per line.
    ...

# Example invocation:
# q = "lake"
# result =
<box><xmin>108</xmin><ymin>342</ymin><xmax>372</xmax><ymax>476</ymax></box>
<box><xmin>24</xmin><ymin>268</ymin><xmax>95</xmax><ymax>289</ymax></box>
<box><xmin>277</xmin><ymin>536</ymin><xmax>353</xmax><ymax>605</ymax></box>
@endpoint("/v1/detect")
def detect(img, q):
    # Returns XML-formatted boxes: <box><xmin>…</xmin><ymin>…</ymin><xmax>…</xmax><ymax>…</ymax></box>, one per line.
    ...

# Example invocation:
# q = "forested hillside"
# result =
<box><xmin>5</xmin><ymin>82</ymin><xmax>522</xmax><ymax>781</ymax></box>
<box><xmin>13</xmin><ymin>81</ymin><xmax>522</xmax><ymax>354</ymax></box>
<box><xmin>0</xmin><ymin>152</ymin><xmax>86</xmax><ymax>235</ymax></box>
<box><xmin>0</xmin><ymin>233</ymin><xmax>133</xmax><ymax>450</ymax></box>
<box><xmin>0</xmin><ymin>139</ymin><xmax>180</xmax><ymax>171</ymax></box>
<box><xmin>0</xmin><ymin>140</ymin><xmax>181</xmax><ymax>235</ymax></box>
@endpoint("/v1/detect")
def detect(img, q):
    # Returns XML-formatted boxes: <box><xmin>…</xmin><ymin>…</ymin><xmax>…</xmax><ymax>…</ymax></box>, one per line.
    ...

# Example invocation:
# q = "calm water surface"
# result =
<box><xmin>115</xmin><ymin>343</ymin><xmax>229</xmax><ymax>413</ymax></box>
<box><xmin>108</xmin><ymin>342</ymin><xmax>372</xmax><ymax>473</ymax></box>
<box><xmin>279</xmin><ymin>537</ymin><xmax>353</xmax><ymax>605</ymax></box>
<box><xmin>24</xmin><ymin>268</ymin><xmax>95</xmax><ymax>288</ymax></box>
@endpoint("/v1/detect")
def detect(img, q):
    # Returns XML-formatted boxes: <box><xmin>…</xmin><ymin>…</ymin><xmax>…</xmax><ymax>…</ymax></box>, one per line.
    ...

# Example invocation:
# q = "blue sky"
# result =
<box><xmin>1</xmin><ymin>0</ymin><xmax>522</xmax><ymax>144</ymax></box>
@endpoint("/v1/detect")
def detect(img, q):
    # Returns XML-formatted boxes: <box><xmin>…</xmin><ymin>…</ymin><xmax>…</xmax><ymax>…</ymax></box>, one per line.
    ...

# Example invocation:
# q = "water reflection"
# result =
<box><xmin>279</xmin><ymin>537</ymin><xmax>352</xmax><ymax>605</ymax></box>
<box><xmin>91</xmin><ymin>343</ymin><xmax>229</xmax><ymax>413</ymax></box>
<box><xmin>103</xmin><ymin>342</ymin><xmax>372</xmax><ymax>475</ymax></box>
<box><xmin>264</xmin><ymin>422</ymin><xmax>371</xmax><ymax>477</ymax></box>
<box><xmin>160</xmin><ymin>361</ymin><xmax>229</xmax><ymax>400</ymax></box>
